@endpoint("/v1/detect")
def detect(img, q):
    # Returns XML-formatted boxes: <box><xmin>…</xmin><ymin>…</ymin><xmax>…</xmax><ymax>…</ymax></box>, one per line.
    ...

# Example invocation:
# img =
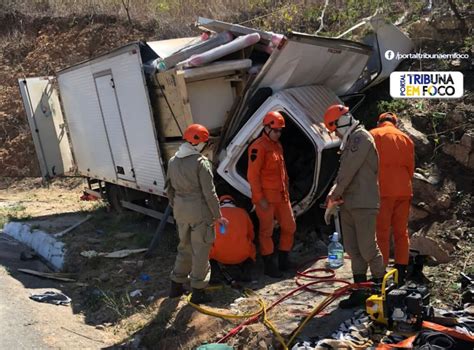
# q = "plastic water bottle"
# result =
<box><xmin>219</xmin><ymin>223</ymin><xmax>226</xmax><ymax>235</ymax></box>
<box><xmin>328</xmin><ymin>232</ymin><xmax>344</xmax><ymax>268</ymax></box>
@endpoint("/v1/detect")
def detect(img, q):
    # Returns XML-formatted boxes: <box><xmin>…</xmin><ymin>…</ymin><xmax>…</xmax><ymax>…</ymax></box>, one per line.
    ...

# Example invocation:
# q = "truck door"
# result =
<box><xmin>94</xmin><ymin>72</ymin><xmax>136</xmax><ymax>182</ymax></box>
<box><xmin>18</xmin><ymin>77</ymin><xmax>74</xmax><ymax>179</ymax></box>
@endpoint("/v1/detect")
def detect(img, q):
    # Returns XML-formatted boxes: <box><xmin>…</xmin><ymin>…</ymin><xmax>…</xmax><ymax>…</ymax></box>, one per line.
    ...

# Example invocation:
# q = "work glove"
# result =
<box><xmin>324</xmin><ymin>197</ymin><xmax>344</xmax><ymax>225</ymax></box>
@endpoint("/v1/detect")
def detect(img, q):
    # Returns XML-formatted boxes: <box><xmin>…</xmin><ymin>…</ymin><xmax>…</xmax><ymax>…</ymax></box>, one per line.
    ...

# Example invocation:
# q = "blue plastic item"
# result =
<box><xmin>139</xmin><ymin>273</ymin><xmax>151</xmax><ymax>282</ymax></box>
<box><xmin>219</xmin><ymin>223</ymin><xmax>226</xmax><ymax>234</ymax></box>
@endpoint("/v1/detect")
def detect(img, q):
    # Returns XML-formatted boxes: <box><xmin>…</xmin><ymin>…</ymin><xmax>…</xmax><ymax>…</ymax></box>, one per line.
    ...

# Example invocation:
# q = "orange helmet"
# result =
<box><xmin>263</xmin><ymin>111</ymin><xmax>285</xmax><ymax>129</ymax></box>
<box><xmin>219</xmin><ymin>194</ymin><xmax>235</xmax><ymax>204</ymax></box>
<box><xmin>378</xmin><ymin>112</ymin><xmax>398</xmax><ymax>125</ymax></box>
<box><xmin>183</xmin><ymin>124</ymin><xmax>209</xmax><ymax>145</ymax></box>
<box><xmin>324</xmin><ymin>104</ymin><xmax>349</xmax><ymax>132</ymax></box>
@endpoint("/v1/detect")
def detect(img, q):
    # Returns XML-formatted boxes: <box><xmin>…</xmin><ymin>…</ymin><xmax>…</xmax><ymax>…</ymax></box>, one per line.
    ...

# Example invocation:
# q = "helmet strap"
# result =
<box><xmin>263</xmin><ymin>126</ymin><xmax>271</xmax><ymax>136</ymax></box>
<box><xmin>193</xmin><ymin>142</ymin><xmax>207</xmax><ymax>152</ymax></box>
<box><xmin>335</xmin><ymin>114</ymin><xmax>353</xmax><ymax>130</ymax></box>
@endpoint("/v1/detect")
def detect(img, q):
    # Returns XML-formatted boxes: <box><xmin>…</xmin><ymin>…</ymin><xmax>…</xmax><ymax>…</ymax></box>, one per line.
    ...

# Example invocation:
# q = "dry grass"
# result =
<box><xmin>0</xmin><ymin>0</ymin><xmax>433</xmax><ymax>37</ymax></box>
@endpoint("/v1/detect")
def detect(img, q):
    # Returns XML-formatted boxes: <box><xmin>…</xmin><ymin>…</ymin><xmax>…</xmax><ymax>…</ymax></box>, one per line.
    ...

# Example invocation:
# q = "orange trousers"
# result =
<box><xmin>255</xmin><ymin>199</ymin><xmax>296</xmax><ymax>256</ymax></box>
<box><xmin>376</xmin><ymin>196</ymin><xmax>411</xmax><ymax>266</ymax></box>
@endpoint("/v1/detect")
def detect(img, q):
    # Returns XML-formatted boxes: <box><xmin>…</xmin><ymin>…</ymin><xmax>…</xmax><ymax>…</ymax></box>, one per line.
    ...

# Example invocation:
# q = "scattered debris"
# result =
<box><xmin>80</xmin><ymin>248</ymin><xmax>148</xmax><ymax>259</ymax></box>
<box><xmin>18</xmin><ymin>268</ymin><xmax>76</xmax><ymax>282</ymax></box>
<box><xmin>139</xmin><ymin>273</ymin><xmax>151</xmax><ymax>282</ymax></box>
<box><xmin>29</xmin><ymin>291</ymin><xmax>72</xmax><ymax>305</ymax></box>
<box><xmin>54</xmin><ymin>215</ymin><xmax>92</xmax><ymax>238</ymax></box>
<box><xmin>129</xmin><ymin>289</ymin><xmax>143</xmax><ymax>298</ymax></box>
<box><xmin>114</xmin><ymin>232</ymin><xmax>136</xmax><ymax>240</ymax></box>
<box><xmin>80</xmin><ymin>250</ymin><xmax>99</xmax><ymax>258</ymax></box>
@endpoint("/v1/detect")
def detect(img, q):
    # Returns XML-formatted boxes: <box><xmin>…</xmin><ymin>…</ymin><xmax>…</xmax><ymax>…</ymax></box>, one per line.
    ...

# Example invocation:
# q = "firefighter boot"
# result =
<box><xmin>395</xmin><ymin>264</ymin><xmax>407</xmax><ymax>285</ymax></box>
<box><xmin>209</xmin><ymin>259</ymin><xmax>222</xmax><ymax>285</ymax></box>
<box><xmin>169</xmin><ymin>280</ymin><xmax>185</xmax><ymax>298</ymax></box>
<box><xmin>240</xmin><ymin>258</ymin><xmax>254</xmax><ymax>282</ymax></box>
<box><xmin>339</xmin><ymin>274</ymin><xmax>369</xmax><ymax>309</ymax></box>
<box><xmin>190</xmin><ymin>288</ymin><xmax>212</xmax><ymax>304</ymax></box>
<box><xmin>263</xmin><ymin>254</ymin><xmax>283</xmax><ymax>278</ymax></box>
<box><xmin>278</xmin><ymin>251</ymin><xmax>295</xmax><ymax>271</ymax></box>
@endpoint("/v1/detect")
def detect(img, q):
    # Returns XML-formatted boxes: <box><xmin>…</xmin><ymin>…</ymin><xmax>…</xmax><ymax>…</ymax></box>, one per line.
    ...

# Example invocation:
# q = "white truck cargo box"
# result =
<box><xmin>56</xmin><ymin>43</ymin><xmax>166</xmax><ymax>195</ymax></box>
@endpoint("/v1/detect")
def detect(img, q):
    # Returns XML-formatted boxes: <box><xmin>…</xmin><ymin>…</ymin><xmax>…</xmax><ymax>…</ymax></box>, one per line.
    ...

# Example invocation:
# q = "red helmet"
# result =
<box><xmin>263</xmin><ymin>111</ymin><xmax>285</xmax><ymax>129</ymax></box>
<box><xmin>183</xmin><ymin>124</ymin><xmax>209</xmax><ymax>145</ymax></box>
<box><xmin>378</xmin><ymin>112</ymin><xmax>398</xmax><ymax>125</ymax></box>
<box><xmin>219</xmin><ymin>194</ymin><xmax>235</xmax><ymax>204</ymax></box>
<box><xmin>324</xmin><ymin>104</ymin><xmax>349</xmax><ymax>132</ymax></box>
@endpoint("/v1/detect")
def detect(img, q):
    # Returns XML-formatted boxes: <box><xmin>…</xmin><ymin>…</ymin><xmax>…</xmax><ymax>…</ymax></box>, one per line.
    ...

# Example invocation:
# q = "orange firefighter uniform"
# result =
<box><xmin>209</xmin><ymin>202</ymin><xmax>256</xmax><ymax>265</ymax></box>
<box><xmin>247</xmin><ymin>132</ymin><xmax>296</xmax><ymax>256</ymax></box>
<box><xmin>370</xmin><ymin>116</ymin><xmax>415</xmax><ymax>266</ymax></box>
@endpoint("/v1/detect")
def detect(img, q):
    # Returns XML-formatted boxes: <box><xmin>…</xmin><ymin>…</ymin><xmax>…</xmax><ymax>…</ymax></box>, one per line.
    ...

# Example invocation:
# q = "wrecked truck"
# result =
<box><xmin>18</xmin><ymin>17</ymin><xmax>412</xmax><ymax>221</ymax></box>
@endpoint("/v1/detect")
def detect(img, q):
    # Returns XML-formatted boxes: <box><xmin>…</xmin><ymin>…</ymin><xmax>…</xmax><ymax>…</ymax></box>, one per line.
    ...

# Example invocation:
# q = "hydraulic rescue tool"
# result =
<box><xmin>366</xmin><ymin>269</ymin><xmax>434</xmax><ymax>332</ymax></box>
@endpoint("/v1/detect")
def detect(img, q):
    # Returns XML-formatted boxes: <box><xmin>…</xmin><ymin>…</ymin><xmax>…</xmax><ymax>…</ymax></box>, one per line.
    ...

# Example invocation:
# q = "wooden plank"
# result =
<box><xmin>84</xmin><ymin>188</ymin><xmax>102</xmax><ymax>199</ymax></box>
<box><xmin>54</xmin><ymin>215</ymin><xmax>92</xmax><ymax>238</ymax></box>
<box><xmin>18</xmin><ymin>268</ymin><xmax>76</xmax><ymax>282</ymax></box>
<box><xmin>155</xmin><ymin>69</ymin><xmax>192</xmax><ymax>138</ymax></box>
<box><xmin>175</xmin><ymin>70</ymin><xmax>194</xmax><ymax>126</ymax></box>
<box><xmin>120</xmin><ymin>200</ymin><xmax>174</xmax><ymax>224</ymax></box>
<box><xmin>183</xmin><ymin>59</ymin><xmax>252</xmax><ymax>80</ymax></box>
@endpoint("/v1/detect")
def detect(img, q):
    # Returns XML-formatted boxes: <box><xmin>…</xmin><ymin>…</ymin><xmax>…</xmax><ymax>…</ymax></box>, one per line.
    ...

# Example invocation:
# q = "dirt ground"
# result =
<box><xmin>1</xmin><ymin>177</ymin><xmax>472</xmax><ymax>349</ymax></box>
<box><xmin>0</xmin><ymin>179</ymin><xmax>369</xmax><ymax>349</ymax></box>
<box><xmin>0</xmin><ymin>233</ymin><xmax>118</xmax><ymax>348</ymax></box>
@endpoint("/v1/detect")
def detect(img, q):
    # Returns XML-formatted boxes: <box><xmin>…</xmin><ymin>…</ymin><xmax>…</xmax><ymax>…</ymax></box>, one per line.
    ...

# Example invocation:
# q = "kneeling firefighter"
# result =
<box><xmin>209</xmin><ymin>195</ymin><xmax>257</xmax><ymax>282</ymax></box>
<box><xmin>166</xmin><ymin>124</ymin><xmax>228</xmax><ymax>304</ymax></box>
<box><xmin>323</xmin><ymin>104</ymin><xmax>385</xmax><ymax>308</ymax></box>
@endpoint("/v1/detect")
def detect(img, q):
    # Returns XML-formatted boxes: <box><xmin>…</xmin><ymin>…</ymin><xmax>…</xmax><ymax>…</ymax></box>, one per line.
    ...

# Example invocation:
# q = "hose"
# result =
<box><xmin>186</xmin><ymin>287</ymin><xmax>265</xmax><ymax>319</ymax></box>
<box><xmin>198</xmin><ymin>255</ymin><xmax>371</xmax><ymax>346</ymax></box>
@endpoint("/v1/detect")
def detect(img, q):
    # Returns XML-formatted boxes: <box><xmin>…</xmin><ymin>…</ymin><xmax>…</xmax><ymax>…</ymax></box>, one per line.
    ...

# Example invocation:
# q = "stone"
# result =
<box><xmin>436</xmin><ymin>194</ymin><xmax>451</xmax><ymax>209</ymax></box>
<box><xmin>460</xmin><ymin>131</ymin><xmax>474</xmax><ymax>149</ymax></box>
<box><xmin>408</xmin><ymin>19</ymin><xmax>439</xmax><ymax>42</ymax></box>
<box><xmin>443</xmin><ymin>143</ymin><xmax>473</xmax><ymax>169</ymax></box>
<box><xmin>398</xmin><ymin>118</ymin><xmax>432</xmax><ymax>159</ymax></box>
<box><xmin>409</xmin><ymin>205</ymin><xmax>430</xmax><ymax>222</ymax></box>
<box><xmin>451</xmin><ymin>59</ymin><xmax>461</xmax><ymax>67</ymax></box>
<box><xmin>410</xmin><ymin>233</ymin><xmax>453</xmax><ymax>264</ymax></box>
<box><xmin>114</xmin><ymin>232</ymin><xmax>136</xmax><ymax>240</ymax></box>
<box><xmin>86</xmin><ymin>238</ymin><xmax>102</xmax><ymax>244</ymax></box>
<box><xmin>99</xmin><ymin>272</ymin><xmax>110</xmax><ymax>282</ymax></box>
<box><xmin>412</xmin><ymin>176</ymin><xmax>438</xmax><ymax>212</ymax></box>
<box><xmin>445</xmin><ymin>109</ymin><xmax>465</xmax><ymax>129</ymax></box>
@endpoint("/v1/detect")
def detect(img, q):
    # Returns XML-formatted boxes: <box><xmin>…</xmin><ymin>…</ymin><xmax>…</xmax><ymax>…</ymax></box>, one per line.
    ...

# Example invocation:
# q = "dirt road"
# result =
<box><xmin>0</xmin><ymin>234</ymin><xmax>114</xmax><ymax>349</ymax></box>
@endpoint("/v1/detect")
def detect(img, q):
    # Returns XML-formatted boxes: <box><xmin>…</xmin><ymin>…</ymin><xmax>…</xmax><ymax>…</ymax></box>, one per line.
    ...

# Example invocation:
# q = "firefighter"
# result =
<box><xmin>323</xmin><ymin>104</ymin><xmax>385</xmax><ymax>308</ymax></box>
<box><xmin>166</xmin><ymin>123</ymin><xmax>228</xmax><ymax>304</ymax></box>
<box><xmin>209</xmin><ymin>195</ymin><xmax>256</xmax><ymax>282</ymax></box>
<box><xmin>247</xmin><ymin>111</ymin><xmax>297</xmax><ymax>278</ymax></box>
<box><xmin>370</xmin><ymin>112</ymin><xmax>414</xmax><ymax>283</ymax></box>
